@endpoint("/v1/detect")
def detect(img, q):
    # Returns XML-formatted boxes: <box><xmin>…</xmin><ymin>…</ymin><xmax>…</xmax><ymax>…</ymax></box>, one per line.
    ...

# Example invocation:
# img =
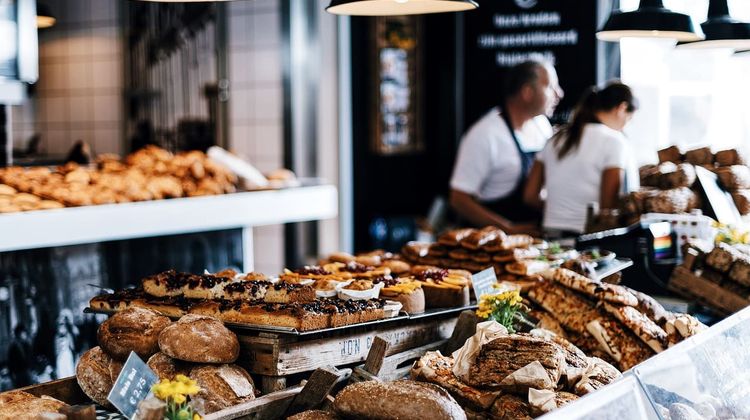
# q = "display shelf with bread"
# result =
<box><xmin>669</xmin><ymin>240</ymin><xmax>750</xmax><ymax>316</ymax></box>
<box><xmin>550</xmin><ymin>304</ymin><xmax>750</xmax><ymax>420</ymax></box>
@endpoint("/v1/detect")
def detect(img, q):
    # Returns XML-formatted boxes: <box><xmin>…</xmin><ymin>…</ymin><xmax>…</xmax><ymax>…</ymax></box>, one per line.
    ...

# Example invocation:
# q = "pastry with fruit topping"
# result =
<box><xmin>412</xmin><ymin>266</ymin><xmax>471</xmax><ymax>308</ymax></box>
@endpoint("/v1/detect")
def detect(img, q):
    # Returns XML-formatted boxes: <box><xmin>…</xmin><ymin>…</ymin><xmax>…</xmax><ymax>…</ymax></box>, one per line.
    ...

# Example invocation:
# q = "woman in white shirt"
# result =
<box><xmin>523</xmin><ymin>82</ymin><xmax>638</xmax><ymax>236</ymax></box>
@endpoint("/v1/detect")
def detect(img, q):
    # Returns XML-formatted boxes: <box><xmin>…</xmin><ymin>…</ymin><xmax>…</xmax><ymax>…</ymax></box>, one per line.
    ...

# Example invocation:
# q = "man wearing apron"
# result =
<box><xmin>450</xmin><ymin>60</ymin><xmax>563</xmax><ymax>235</ymax></box>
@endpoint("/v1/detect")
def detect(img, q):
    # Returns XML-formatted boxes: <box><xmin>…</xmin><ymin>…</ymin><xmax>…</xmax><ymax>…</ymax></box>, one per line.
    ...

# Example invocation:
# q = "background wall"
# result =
<box><xmin>12</xmin><ymin>0</ymin><xmax>124</xmax><ymax>156</ymax></box>
<box><xmin>226</xmin><ymin>0</ymin><xmax>286</xmax><ymax>274</ymax></box>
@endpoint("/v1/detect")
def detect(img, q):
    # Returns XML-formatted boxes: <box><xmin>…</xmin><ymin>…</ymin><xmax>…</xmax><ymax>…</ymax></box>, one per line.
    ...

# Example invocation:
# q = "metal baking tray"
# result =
<box><xmin>85</xmin><ymin>305</ymin><xmax>472</xmax><ymax>337</ymax></box>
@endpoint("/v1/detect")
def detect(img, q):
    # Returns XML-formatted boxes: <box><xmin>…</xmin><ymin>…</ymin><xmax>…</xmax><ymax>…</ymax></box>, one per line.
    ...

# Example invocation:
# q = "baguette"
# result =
<box><xmin>601</xmin><ymin>302</ymin><xmax>668</xmax><ymax>353</ymax></box>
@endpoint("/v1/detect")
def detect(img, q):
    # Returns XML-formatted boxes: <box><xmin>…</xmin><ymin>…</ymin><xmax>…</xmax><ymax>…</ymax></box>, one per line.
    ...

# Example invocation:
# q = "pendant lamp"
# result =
<box><xmin>326</xmin><ymin>0</ymin><xmax>478</xmax><ymax>16</ymax></box>
<box><xmin>37</xmin><ymin>3</ymin><xmax>56</xmax><ymax>29</ymax></box>
<box><xmin>677</xmin><ymin>0</ymin><xmax>750</xmax><ymax>49</ymax></box>
<box><xmin>597</xmin><ymin>0</ymin><xmax>703</xmax><ymax>42</ymax></box>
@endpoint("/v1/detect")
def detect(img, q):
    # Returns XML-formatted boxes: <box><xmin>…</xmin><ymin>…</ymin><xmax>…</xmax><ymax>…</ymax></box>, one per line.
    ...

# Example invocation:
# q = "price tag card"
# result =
<box><xmin>471</xmin><ymin>267</ymin><xmax>498</xmax><ymax>299</ymax></box>
<box><xmin>107</xmin><ymin>352</ymin><xmax>159</xmax><ymax>419</ymax></box>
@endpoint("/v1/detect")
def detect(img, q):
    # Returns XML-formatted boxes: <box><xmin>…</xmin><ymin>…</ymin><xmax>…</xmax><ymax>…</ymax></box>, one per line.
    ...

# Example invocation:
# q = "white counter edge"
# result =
<box><xmin>0</xmin><ymin>184</ymin><xmax>338</xmax><ymax>252</ymax></box>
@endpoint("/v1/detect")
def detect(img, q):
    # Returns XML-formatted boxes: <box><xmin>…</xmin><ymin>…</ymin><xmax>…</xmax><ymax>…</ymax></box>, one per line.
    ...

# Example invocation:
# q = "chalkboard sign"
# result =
<box><xmin>108</xmin><ymin>352</ymin><xmax>159</xmax><ymax>419</ymax></box>
<box><xmin>472</xmin><ymin>267</ymin><xmax>498</xmax><ymax>299</ymax></box>
<box><xmin>463</xmin><ymin>0</ymin><xmax>599</xmax><ymax>127</ymax></box>
<box><xmin>695</xmin><ymin>166</ymin><xmax>742</xmax><ymax>225</ymax></box>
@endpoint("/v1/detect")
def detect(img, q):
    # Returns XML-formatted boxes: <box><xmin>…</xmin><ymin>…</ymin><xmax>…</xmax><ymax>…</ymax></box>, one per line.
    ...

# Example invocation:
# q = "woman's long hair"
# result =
<box><xmin>552</xmin><ymin>81</ymin><xmax>638</xmax><ymax>160</ymax></box>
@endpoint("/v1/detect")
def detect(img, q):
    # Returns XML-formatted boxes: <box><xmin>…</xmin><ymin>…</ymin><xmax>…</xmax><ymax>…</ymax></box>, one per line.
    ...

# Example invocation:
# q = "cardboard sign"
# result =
<box><xmin>472</xmin><ymin>267</ymin><xmax>498</xmax><ymax>299</ymax></box>
<box><xmin>107</xmin><ymin>352</ymin><xmax>159</xmax><ymax>419</ymax></box>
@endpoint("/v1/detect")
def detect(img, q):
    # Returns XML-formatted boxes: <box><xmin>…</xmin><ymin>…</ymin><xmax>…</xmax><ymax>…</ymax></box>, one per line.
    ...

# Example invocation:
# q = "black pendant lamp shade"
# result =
<box><xmin>326</xmin><ymin>0</ymin><xmax>478</xmax><ymax>16</ymax></box>
<box><xmin>597</xmin><ymin>0</ymin><xmax>703</xmax><ymax>42</ymax></box>
<box><xmin>678</xmin><ymin>0</ymin><xmax>750</xmax><ymax>49</ymax></box>
<box><xmin>37</xmin><ymin>3</ymin><xmax>56</xmax><ymax>29</ymax></box>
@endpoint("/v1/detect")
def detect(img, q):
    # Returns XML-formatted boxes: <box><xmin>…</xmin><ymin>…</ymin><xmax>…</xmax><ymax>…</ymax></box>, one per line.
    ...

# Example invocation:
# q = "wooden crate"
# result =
<box><xmin>669</xmin><ymin>266</ymin><xmax>750</xmax><ymax>315</ymax></box>
<box><xmin>237</xmin><ymin>314</ymin><xmax>457</xmax><ymax>388</ymax></box>
<box><xmin>16</xmin><ymin>377</ymin><xmax>89</xmax><ymax>405</ymax></box>
<box><xmin>12</xmin><ymin>369</ymin><xmax>350</xmax><ymax>420</ymax></box>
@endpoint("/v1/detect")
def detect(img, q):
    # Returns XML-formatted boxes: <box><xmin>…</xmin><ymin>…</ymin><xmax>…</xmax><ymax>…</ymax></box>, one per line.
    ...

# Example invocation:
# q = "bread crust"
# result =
<box><xmin>147</xmin><ymin>352</ymin><xmax>193</xmax><ymax>380</ymax></box>
<box><xmin>333</xmin><ymin>380</ymin><xmax>467</xmax><ymax>420</ymax></box>
<box><xmin>158</xmin><ymin>314</ymin><xmax>239</xmax><ymax>363</ymax></box>
<box><xmin>97</xmin><ymin>307</ymin><xmax>172</xmax><ymax>361</ymax></box>
<box><xmin>190</xmin><ymin>364</ymin><xmax>256</xmax><ymax>415</ymax></box>
<box><xmin>0</xmin><ymin>391</ymin><xmax>67</xmax><ymax>420</ymax></box>
<box><xmin>75</xmin><ymin>346</ymin><xmax>121</xmax><ymax>407</ymax></box>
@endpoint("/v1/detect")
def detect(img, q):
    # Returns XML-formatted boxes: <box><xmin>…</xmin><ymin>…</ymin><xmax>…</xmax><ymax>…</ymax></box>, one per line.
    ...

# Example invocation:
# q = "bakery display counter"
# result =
<box><xmin>0</xmin><ymin>182</ymin><xmax>337</xmax><ymax>270</ymax></box>
<box><xmin>542</xmin><ymin>305</ymin><xmax>750</xmax><ymax>419</ymax></box>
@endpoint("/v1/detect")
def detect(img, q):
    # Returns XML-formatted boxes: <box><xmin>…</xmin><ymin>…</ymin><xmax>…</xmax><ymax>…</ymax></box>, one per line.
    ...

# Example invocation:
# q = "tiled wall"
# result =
<box><xmin>226</xmin><ymin>0</ymin><xmax>286</xmax><ymax>274</ymax></box>
<box><xmin>12</xmin><ymin>0</ymin><xmax>123</xmax><ymax>156</ymax></box>
<box><xmin>10</xmin><ymin>0</ymin><xmax>289</xmax><ymax>275</ymax></box>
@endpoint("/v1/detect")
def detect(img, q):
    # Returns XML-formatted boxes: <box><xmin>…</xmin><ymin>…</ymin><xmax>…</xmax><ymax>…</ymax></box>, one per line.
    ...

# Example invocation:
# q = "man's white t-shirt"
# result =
<box><xmin>450</xmin><ymin>107</ymin><xmax>553</xmax><ymax>201</ymax></box>
<box><xmin>536</xmin><ymin>123</ymin><xmax>637</xmax><ymax>233</ymax></box>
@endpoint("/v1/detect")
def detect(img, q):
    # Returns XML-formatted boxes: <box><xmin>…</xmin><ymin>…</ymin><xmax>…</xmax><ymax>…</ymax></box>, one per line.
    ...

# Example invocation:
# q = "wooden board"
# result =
<box><xmin>206</xmin><ymin>368</ymin><xmax>351</xmax><ymax>420</ymax></box>
<box><xmin>17</xmin><ymin>377</ymin><xmax>89</xmax><ymax>406</ymax></box>
<box><xmin>238</xmin><ymin>316</ymin><xmax>457</xmax><ymax>376</ymax></box>
<box><xmin>669</xmin><ymin>266</ymin><xmax>750</xmax><ymax>315</ymax></box>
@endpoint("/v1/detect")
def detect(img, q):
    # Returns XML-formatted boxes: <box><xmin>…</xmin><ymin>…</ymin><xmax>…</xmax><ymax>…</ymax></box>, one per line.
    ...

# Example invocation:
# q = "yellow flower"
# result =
<box><xmin>193</xmin><ymin>415</ymin><xmax>202</xmax><ymax>420</ymax></box>
<box><xmin>172</xmin><ymin>393</ymin><xmax>186</xmax><ymax>405</ymax></box>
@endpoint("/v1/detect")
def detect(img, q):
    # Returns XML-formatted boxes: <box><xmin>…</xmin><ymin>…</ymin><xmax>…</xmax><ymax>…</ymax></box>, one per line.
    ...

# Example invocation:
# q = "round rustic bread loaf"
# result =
<box><xmin>158</xmin><ymin>314</ymin><xmax>239</xmax><ymax>363</ymax></box>
<box><xmin>189</xmin><ymin>364</ymin><xmax>256</xmax><ymax>414</ymax></box>
<box><xmin>98</xmin><ymin>307</ymin><xmax>172</xmax><ymax>361</ymax></box>
<box><xmin>146</xmin><ymin>352</ymin><xmax>193</xmax><ymax>380</ymax></box>
<box><xmin>75</xmin><ymin>346</ymin><xmax>123</xmax><ymax>407</ymax></box>
<box><xmin>333</xmin><ymin>380</ymin><xmax>466</xmax><ymax>420</ymax></box>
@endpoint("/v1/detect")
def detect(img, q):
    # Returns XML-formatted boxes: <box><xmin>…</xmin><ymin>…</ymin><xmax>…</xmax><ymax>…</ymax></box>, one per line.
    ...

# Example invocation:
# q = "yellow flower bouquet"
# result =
<box><xmin>476</xmin><ymin>289</ymin><xmax>525</xmax><ymax>333</ymax></box>
<box><xmin>151</xmin><ymin>375</ymin><xmax>202</xmax><ymax>420</ymax></box>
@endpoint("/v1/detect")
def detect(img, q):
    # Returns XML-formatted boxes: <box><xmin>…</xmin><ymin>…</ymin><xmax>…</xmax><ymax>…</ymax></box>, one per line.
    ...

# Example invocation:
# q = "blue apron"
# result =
<box><xmin>480</xmin><ymin>109</ymin><xmax>542</xmax><ymax>224</ymax></box>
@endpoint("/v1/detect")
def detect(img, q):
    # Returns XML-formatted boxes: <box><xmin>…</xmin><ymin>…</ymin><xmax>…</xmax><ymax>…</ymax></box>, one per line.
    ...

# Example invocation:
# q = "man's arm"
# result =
<box><xmin>449</xmin><ymin>189</ymin><xmax>539</xmax><ymax>235</ymax></box>
<box><xmin>523</xmin><ymin>161</ymin><xmax>545</xmax><ymax>211</ymax></box>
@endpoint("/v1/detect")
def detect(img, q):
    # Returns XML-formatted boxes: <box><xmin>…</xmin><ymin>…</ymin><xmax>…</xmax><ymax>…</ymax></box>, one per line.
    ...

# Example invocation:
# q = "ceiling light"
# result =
<box><xmin>677</xmin><ymin>0</ymin><xmax>750</xmax><ymax>49</ymax></box>
<box><xmin>597</xmin><ymin>0</ymin><xmax>703</xmax><ymax>43</ymax></box>
<box><xmin>326</xmin><ymin>0</ymin><xmax>478</xmax><ymax>16</ymax></box>
<box><xmin>36</xmin><ymin>3</ymin><xmax>56</xmax><ymax>29</ymax></box>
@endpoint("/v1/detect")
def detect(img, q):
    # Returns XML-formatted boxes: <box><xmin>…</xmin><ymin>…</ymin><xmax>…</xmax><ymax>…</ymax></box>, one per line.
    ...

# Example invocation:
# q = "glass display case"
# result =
<box><xmin>544</xmin><ymin>306</ymin><xmax>750</xmax><ymax>419</ymax></box>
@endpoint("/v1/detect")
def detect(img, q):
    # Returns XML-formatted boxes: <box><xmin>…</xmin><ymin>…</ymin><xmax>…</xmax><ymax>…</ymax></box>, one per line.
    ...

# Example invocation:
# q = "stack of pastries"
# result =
<box><xmin>526</xmin><ymin>268</ymin><xmax>705</xmax><ymax>372</ymax></box>
<box><xmin>401</xmin><ymin>227</ymin><xmax>551</xmax><ymax>288</ymax></box>
<box><xmin>0</xmin><ymin>145</ymin><xmax>237</xmax><ymax>213</ymax></box>
<box><xmin>76</xmin><ymin>307</ymin><xmax>256</xmax><ymax>415</ymax></box>
<box><xmin>90</xmin><ymin>268</ymin><xmax>388</xmax><ymax>332</ymax></box>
